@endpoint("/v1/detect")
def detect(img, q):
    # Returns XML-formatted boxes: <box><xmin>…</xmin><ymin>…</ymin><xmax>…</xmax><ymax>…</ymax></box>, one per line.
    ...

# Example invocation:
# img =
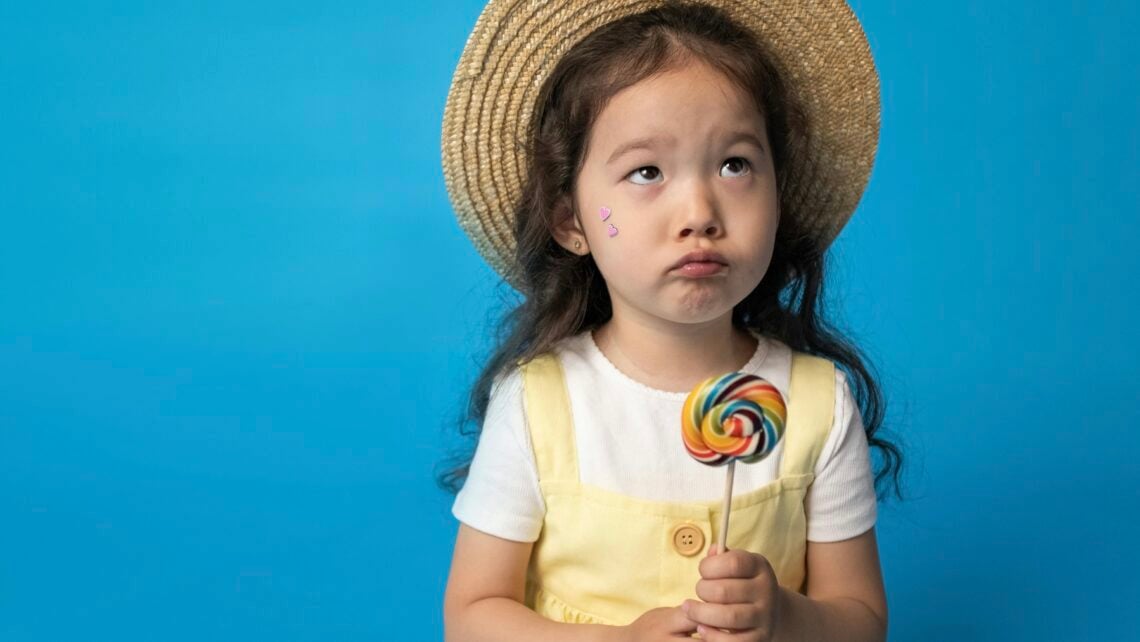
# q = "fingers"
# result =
<box><xmin>694</xmin><ymin>623</ymin><xmax>766</xmax><ymax>641</ymax></box>
<box><xmin>637</xmin><ymin>606</ymin><xmax>698</xmax><ymax>636</ymax></box>
<box><xmin>698</xmin><ymin>549</ymin><xmax>769</xmax><ymax>580</ymax></box>
<box><xmin>695</xmin><ymin>577</ymin><xmax>766</xmax><ymax>605</ymax></box>
<box><xmin>661</xmin><ymin>606</ymin><xmax>700</xmax><ymax>635</ymax></box>
<box><xmin>683</xmin><ymin>599</ymin><xmax>764</xmax><ymax>632</ymax></box>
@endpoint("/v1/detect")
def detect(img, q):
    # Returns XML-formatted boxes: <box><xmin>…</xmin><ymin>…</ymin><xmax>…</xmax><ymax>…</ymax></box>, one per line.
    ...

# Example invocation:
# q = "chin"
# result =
<box><xmin>662</xmin><ymin>304</ymin><xmax>736</xmax><ymax>326</ymax></box>
<box><xmin>670</xmin><ymin>284</ymin><xmax>743</xmax><ymax>320</ymax></box>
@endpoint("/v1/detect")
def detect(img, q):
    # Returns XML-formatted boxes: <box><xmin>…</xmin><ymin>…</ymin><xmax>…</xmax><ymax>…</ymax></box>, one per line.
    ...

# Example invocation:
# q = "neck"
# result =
<box><xmin>593</xmin><ymin>312</ymin><xmax>757</xmax><ymax>393</ymax></box>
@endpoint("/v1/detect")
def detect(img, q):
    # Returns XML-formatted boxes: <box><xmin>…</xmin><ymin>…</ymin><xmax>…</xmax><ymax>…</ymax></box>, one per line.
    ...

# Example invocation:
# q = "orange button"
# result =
<box><xmin>670</xmin><ymin>523</ymin><xmax>705</xmax><ymax>557</ymax></box>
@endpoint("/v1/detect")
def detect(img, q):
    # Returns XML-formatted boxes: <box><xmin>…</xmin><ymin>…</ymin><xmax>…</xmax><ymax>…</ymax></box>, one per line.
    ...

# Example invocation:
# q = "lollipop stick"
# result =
<box><xmin>718</xmin><ymin>459</ymin><xmax>736</xmax><ymax>553</ymax></box>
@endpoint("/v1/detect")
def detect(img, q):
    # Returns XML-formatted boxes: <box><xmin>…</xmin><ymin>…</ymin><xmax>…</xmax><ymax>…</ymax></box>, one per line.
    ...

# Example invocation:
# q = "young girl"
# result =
<box><xmin>439</xmin><ymin>1</ymin><xmax>903</xmax><ymax>640</ymax></box>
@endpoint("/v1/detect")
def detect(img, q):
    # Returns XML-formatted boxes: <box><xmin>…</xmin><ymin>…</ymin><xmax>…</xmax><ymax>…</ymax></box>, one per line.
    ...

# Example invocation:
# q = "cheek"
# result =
<box><xmin>574</xmin><ymin>171</ymin><xmax>618</xmax><ymax>230</ymax></box>
<box><xmin>749</xmin><ymin>234</ymin><xmax>778</xmax><ymax>281</ymax></box>
<box><xmin>585</xmin><ymin>199</ymin><xmax>634</xmax><ymax>246</ymax></box>
<box><xmin>592</xmin><ymin>238</ymin><xmax>646</xmax><ymax>285</ymax></box>
<box><xmin>584</xmin><ymin>217</ymin><xmax>619</xmax><ymax>248</ymax></box>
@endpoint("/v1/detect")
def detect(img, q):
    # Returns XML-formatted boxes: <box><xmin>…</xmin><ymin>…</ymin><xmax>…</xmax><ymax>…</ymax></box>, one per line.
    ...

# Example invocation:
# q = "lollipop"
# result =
<box><xmin>681</xmin><ymin>373</ymin><xmax>787</xmax><ymax>552</ymax></box>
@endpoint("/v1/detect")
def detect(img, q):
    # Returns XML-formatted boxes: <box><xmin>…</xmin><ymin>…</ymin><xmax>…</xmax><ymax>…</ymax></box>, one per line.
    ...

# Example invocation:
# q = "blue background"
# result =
<box><xmin>1</xmin><ymin>1</ymin><xmax>1136</xmax><ymax>640</ymax></box>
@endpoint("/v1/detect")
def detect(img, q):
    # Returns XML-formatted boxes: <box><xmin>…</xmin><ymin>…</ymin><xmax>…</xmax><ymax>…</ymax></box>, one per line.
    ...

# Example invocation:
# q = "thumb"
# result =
<box><xmin>670</xmin><ymin>605</ymin><xmax>700</xmax><ymax>634</ymax></box>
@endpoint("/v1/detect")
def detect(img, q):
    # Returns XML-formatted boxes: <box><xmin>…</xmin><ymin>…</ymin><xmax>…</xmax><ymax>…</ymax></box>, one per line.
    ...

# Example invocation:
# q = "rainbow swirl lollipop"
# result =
<box><xmin>682</xmin><ymin>372</ymin><xmax>788</xmax><ymax>553</ymax></box>
<box><xmin>681</xmin><ymin>373</ymin><xmax>787</xmax><ymax>466</ymax></box>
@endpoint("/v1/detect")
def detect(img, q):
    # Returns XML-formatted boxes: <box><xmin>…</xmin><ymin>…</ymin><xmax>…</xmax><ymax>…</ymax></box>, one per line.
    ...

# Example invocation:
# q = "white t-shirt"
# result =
<box><xmin>452</xmin><ymin>331</ymin><xmax>877</xmax><ymax>543</ymax></box>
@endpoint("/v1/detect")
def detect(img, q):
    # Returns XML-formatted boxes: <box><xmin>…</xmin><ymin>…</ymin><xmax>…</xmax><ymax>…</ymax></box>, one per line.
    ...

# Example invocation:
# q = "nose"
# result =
<box><xmin>678</xmin><ymin>178</ymin><xmax>723</xmax><ymax>239</ymax></box>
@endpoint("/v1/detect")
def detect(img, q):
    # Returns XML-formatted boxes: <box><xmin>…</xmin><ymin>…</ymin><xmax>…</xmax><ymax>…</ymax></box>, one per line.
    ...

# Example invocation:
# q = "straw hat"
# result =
<box><xmin>441</xmin><ymin>0</ymin><xmax>880</xmax><ymax>286</ymax></box>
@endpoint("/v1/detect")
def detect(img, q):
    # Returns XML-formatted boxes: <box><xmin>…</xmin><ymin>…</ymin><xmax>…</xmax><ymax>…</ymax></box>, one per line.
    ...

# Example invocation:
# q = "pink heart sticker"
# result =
<box><xmin>600</xmin><ymin>206</ymin><xmax>612</xmax><ymax>221</ymax></box>
<box><xmin>607</xmin><ymin>224</ymin><xmax>618</xmax><ymax>237</ymax></box>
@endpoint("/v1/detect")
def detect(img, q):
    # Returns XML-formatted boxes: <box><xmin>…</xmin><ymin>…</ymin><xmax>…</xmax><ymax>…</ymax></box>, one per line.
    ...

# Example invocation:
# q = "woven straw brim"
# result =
<box><xmin>441</xmin><ymin>0</ymin><xmax>880</xmax><ymax>287</ymax></box>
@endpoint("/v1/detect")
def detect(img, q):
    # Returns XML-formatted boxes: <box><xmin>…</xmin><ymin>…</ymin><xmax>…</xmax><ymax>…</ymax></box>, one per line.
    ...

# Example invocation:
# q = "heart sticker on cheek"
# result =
<box><xmin>600</xmin><ymin>206</ymin><xmax>612</xmax><ymax>221</ymax></box>
<box><xmin>607</xmin><ymin>224</ymin><xmax>618</xmax><ymax>237</ymax></box>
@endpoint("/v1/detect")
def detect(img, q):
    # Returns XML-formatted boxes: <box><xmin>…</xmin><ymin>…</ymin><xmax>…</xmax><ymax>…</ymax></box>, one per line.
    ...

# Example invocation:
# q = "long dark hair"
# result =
<box><xmin>438</xmin><ymin>1</ymin><xmax>904</xmax><ymax>500</ymax></box>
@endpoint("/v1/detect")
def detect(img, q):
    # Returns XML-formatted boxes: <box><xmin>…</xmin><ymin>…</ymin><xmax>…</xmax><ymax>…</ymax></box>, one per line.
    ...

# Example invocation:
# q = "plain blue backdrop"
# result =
<box><xmin>1</xmin><ymin>1</ymin><xmax>1137</xmax><ymax>640</ymax></box>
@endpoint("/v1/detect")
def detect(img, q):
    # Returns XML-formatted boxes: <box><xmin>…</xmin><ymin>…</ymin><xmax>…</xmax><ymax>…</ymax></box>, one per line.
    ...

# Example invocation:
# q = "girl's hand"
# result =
<box><xmin>617</xmin><ymin>606</ymin><xmax>698</xmax><ymax>641</ymax></box>
<box><xmin>681</xmin><ymin>546</ymin><xmax>784</xmax><ymax>641</ymax></box>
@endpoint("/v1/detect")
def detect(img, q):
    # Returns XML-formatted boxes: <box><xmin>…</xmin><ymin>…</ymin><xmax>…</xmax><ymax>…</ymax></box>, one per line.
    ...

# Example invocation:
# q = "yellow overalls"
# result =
<box><xmin>519</xmin><ymin>351</ymin><xmax>836</xmax><ymax>625</ymax></box>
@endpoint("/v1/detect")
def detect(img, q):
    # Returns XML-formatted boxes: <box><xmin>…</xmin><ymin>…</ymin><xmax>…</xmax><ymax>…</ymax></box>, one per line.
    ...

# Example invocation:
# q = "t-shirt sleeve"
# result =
<box><xmin>804</xmin><ymin>368</ymin><xmax>878</xmax><ymax>542</ymax></box>
<box><xmin>451</xmin><ymin>368</ymin><xmax>546</xmax><ymax>542</ymax></box>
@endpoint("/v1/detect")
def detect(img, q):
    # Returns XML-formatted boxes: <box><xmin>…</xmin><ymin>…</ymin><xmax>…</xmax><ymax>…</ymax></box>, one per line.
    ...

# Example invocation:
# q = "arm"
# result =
<box><xmin>774</xmin><ymin>369</ymin><xmax>886</xmax><ymax>641</ymax></box>
<box><xmin>443</xmin><ymin>524</ymin><xmax>617</xmax><ymax>642</ymax></box>
<box><xmin>445</xmin><ymin>368</ymin><xmax>614</xmax><ymax>641</ymax></box>
<box><xmin>776</xmin><ymin>527</ymin><xmax>887</xmax><ymax>642</ymax></box>
<box><xmin>445</xmin><ymin>372</ymin><xmax>697</xmax><ymax>640</ymax></box>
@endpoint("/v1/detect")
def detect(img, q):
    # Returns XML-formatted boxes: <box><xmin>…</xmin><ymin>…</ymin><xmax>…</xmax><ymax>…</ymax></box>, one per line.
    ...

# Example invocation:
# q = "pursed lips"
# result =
<box><xmin>670</xmin><ymin>250</ymin><xmax>728</xmax><ymax>270</ymax></box>
<box><xmin>670</xmin><ymin>250</ymin><xmax>729</xmax><ymax>276</ymax></box>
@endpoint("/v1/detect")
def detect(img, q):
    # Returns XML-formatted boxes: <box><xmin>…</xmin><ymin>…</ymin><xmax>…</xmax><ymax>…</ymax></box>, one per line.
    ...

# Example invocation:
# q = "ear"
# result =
<box><xmin>550</xmin><ymin>195</ymin><xmax>589</xmax><ymax>255</ymax></box>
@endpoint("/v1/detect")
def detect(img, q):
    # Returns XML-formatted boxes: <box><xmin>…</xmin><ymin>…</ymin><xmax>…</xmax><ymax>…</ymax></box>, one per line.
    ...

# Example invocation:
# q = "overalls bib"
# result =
<box><xmin>520</xmin><ymin>351</ymin><xmax>836</xmax><ymax>626</ymax></box>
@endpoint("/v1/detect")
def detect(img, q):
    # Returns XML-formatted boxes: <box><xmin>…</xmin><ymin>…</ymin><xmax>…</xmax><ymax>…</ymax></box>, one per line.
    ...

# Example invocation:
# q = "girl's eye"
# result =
<box><xmin>627</xmin><ymin>166</ymin><xmax>662</xmax><ymax>185</ymax></box>
<box><xmin>720</xmin><ymin>157</ymin><xmax>752</xmax><ymax>178</ymax></box>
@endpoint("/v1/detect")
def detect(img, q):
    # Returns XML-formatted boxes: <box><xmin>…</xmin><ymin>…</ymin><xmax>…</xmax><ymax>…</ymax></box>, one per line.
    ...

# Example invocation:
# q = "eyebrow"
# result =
<box><xmin>604</xmin><ymin>131</ymin><xmax>766</xmax><ymax>166</ymax></box>
<box><xmin>605</xmin><ymin>135</ymin><xmax>676</xmax><ymax>166</ymax></box>
<box><xmin>724</xmin><ymin>131</ymin><xmax>768</xmax><ymax>155</ymax></box>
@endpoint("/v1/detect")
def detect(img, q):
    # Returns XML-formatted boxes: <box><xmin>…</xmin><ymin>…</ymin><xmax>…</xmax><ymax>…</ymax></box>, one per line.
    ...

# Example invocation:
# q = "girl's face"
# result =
<box><xmin>564</xmin><ymin>59</ymin><xmax>779</xmax><ymax>330</ymax></box>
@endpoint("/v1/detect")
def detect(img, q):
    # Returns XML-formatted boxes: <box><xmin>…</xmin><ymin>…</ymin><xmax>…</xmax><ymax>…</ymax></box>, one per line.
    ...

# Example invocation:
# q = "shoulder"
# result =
<box><xmin>816</xmin><ymin>364</ymin><xmax>867</xmax><ymax>477</ymax></box>
<box><xmin>748</xmin><ymin>334</ymin><xmax>847</xmax><ymax>404</ymax></box>
<box><xmin>785</xmin><ymin>346</ymin><xmax>859</xmax><ymax>441</ymax></box>
<box><xmin>484</xmin><ymin>331</ymin><xmax>593</xmax><ymax>413</ymax></box>
<box><xmin>454</xmin><ymin>363</ymin><xmax>546</xmax><ymax>541</ymax></box>
<box><xmin>765</xmin><ymin>337</ymin><xmax>852</xmax><ymax>401</ymax></box>
<box><xmin>485</xmin><ymin>362</ymin><xmax>525</xmax><ymax>414</ymax></box>
<box><xmin>751</xmin><ymin>336</ymin><xmax>858</xmax><ymax>450</ymax></box>
<box><xmin>509</xmin><ymin>331</ymin><xmax>597</xmax><ymax>384</ymax></box>
<box><xmin>804</xmin><ymin>364</ymin><xmax>877</xmax><ymax>540</ymax></box>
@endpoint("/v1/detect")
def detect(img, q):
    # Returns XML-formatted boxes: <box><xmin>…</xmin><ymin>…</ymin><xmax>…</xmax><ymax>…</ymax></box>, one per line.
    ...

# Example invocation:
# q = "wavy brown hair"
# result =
<box><xmin>438</xmin><ymin>1</ymin><xmax>904</xmax><ymax>499</ymax></box>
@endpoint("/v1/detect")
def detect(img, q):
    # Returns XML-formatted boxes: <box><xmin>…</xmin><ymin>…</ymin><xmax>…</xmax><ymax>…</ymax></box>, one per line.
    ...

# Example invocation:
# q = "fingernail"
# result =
<box><xmin>681</xmin><ymin>600</ymin><xmax>690</xmax><ymax>613</ymax></box>
<box><xmin>697</xmin><ymin>624</ymin><xmax>708</xmax><ymax>635</ymax></box>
